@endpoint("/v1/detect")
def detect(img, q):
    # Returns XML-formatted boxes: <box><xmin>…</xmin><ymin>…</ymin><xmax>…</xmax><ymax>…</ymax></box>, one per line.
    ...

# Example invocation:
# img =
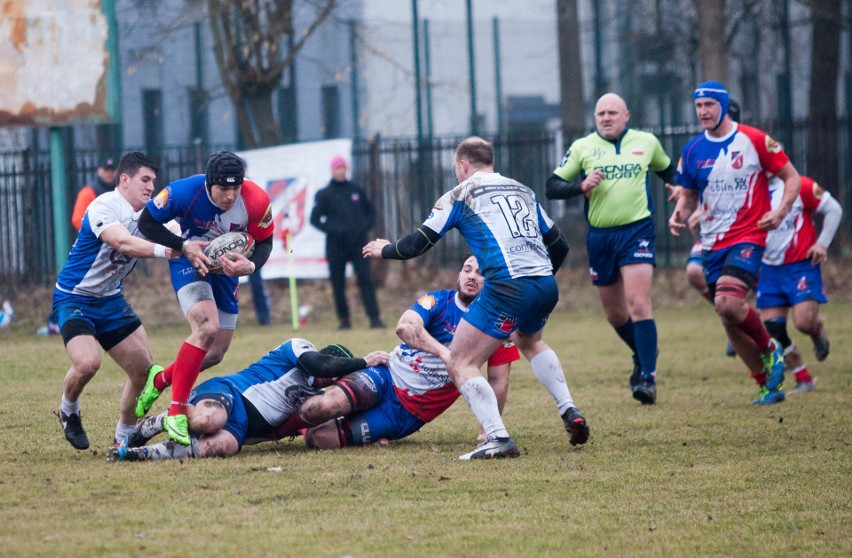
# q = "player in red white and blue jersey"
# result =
<box><xmin>135</xmin><ymin>151</ymin><xmax>274</xmax><ymax>445</ymax></box>
<box><xmin>756</xmin><ymin>175</ymin><xmax>842</xmax><ymax>392</ymax></box>
<box><xmin>108</xmin><ymin>339</ymin><xmax>388</xmax><ymax>461</ymax></box>
<box><xmin>53</xmin><ymin>152</ymin><xmax>177</xmax><ymax>451</ymax></box>
<box><xmin>669</xmin><ymin>81</ymin><xmax>801</xmax><ymax>405</ymax></box>
<box><xmin>364</xmin><ymin>137</ymin><xmax>584</xmax><ymax>460</ymax></box>
<box><xmin>299</xmin><ymin>254</ymin><xmax>588</xmax><ymax>450</ymax></box>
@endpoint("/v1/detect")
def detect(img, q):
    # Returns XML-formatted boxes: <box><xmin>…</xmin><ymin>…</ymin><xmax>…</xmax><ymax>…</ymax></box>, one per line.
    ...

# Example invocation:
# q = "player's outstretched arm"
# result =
<box><xmin>545</xmin><ymin>173</ymin><xmax>583</xmax><ymax>200</ymax></box>
<box><xmin>99</xmin><ymin>225</ymin><xmax>176</xmax><ymax>259</ymax></box>
<box><xmin>362</xmin><ymin>238</ymin><xmax>390</xmax><ymax>258</ymax></box>
<box><xmin>139</xmin><ymin>207</ymin><xmax>212</xmax><ymax>271</ymax></box>
<box><xmin>364</xmin><ymin>226</ymin><xmax>442</xmax><ymax>260</ymax></box>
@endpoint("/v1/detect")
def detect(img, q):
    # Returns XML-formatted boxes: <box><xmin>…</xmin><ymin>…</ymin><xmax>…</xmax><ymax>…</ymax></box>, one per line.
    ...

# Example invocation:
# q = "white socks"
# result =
<box><xmin>114</xmin><ymin>422</ymin><xmax>136</xmax><ymax>442</ymax></box>
<box><xmin>459</xmin><ymin>376</ymin><xmax>509</xmax><ymax>439</ymax></box>
<box><xmin>60</xmin><ymin>394</ymin><xmax>79</xmax><ymax>416</ymax></box>
<box><xmin>529</xmin><ymin>349</ymin><xmax>574</xmax><ymax>415</ymax></box>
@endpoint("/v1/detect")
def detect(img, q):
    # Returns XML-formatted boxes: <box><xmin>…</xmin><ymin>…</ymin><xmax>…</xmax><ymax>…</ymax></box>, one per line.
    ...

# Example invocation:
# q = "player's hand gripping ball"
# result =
<box><xmin>204</xmin><ymin>231</ymin><xmax>255</xmax><ymax>274</ymax></box>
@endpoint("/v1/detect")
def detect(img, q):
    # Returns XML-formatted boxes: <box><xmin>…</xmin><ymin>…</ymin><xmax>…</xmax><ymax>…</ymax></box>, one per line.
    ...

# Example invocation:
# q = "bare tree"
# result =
<box><xmin>694</xmin><ymin>0</ymin><xmax>727</xmax><ymax>81</ymax></box>
<box><xmin>807</xmin><ymin>0</ymin><xmax>841</xmax><ymax>189</ymax></box>
<box><xmin>208</xmin><ymin>0</ymin><xmax>336</xmax><ymax>148</ymax></box>
<box><xmin>556</xmin><ymin>0</ymin><xmax>585</xmax><ymax>141</ymax></box>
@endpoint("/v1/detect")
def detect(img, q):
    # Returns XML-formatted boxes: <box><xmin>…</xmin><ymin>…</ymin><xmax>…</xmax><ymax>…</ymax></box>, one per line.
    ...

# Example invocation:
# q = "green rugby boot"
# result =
<box><xmin>164</xmin><ymin>414</ymin><xmax>190</xmax><ymax>446</ymax></box>
<box><xmin>135</xmin><ymin>365</ymin><xmax>164</xmax><ymax>418</ymax></box>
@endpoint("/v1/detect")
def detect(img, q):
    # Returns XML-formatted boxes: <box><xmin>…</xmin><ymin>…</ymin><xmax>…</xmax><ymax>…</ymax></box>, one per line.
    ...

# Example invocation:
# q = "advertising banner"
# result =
<box><xmin>238</xmin><ymin>139</ymin><xmax>351</xmax><ymax>279</ymax></box>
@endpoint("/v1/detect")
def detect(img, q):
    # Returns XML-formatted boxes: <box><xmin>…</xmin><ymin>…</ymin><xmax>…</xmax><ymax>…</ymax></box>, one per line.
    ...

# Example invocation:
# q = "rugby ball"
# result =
<box><xmin>204</xmin><ymin>231</ymin><xmax>255</xmax><ymax>273</ymax></box>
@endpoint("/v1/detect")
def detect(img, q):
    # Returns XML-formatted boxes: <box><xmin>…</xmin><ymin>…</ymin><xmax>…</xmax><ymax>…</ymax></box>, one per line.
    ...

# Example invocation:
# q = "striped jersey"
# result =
<box><xmin>677</xmin><ymin>123</ymin><xmax>789</xmax><ymax>251</ymax></box>
<box><xmin>422</xmin><ymin>171</ymin><xmax>556</xmax><ymax>280</ymax></box>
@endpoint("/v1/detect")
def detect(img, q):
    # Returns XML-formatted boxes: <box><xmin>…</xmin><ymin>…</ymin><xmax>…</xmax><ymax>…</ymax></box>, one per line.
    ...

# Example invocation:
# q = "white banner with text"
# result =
<box><xmin>238</xmin><ymin>139</ymin><xmax>351</xmax><ymax>279</ymax></box>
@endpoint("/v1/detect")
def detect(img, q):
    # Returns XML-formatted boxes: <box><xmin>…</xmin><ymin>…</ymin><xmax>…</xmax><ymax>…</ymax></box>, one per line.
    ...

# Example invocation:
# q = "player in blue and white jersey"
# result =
<box><xmin>136</xmin><ymin>151</ymin><xmax>274</xmax><ymax>446</ymax></box>
<box><xmin>53</xmin><ymin>152</ymin><xmax>177</xmax><ymax>451</ymax></box>
<box><xmin>363</xmin><ymin>136</ymin><xmax>577</xmax><ymax>460</ymax></box>
<box><xmin>108</xmin><ymin>339</ymin><xmax>388</xmax><ymax>461</ymax></box>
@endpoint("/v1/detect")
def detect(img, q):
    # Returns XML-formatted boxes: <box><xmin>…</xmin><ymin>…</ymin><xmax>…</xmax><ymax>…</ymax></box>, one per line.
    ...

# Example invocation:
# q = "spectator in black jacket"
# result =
<box><xmin>310</xmin><ymin>155</ymin><xmax>384</xmax><ymax>329</ymax></box>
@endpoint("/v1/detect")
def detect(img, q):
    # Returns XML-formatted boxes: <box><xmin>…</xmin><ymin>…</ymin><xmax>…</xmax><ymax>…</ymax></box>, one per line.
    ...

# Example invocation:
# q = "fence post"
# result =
<box><xmin>49</xmin><ymin>128</ymin><xmax>70</xmax><ymax>272</ymax></box>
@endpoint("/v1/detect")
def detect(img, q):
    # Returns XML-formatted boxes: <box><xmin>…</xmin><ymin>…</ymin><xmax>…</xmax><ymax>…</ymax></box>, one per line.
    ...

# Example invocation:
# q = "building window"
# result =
<box><xmin>322</xmin><ymin>85</ymin><xmax>340</xmax><ymax>139</ymax></box>
<box><xmin>189</xmin><ymin>88</ymin><xmax>208</xmax><ymax>146</ymax></box>
<box><xmin>143</xmin><ymin>89</ymin><xmax>163</xmax><ymax>154</ymax></box>
<box><xmin>278</xmin><ymin>86</ymin><xmax>298</xmax><ymax>144</ymax></box>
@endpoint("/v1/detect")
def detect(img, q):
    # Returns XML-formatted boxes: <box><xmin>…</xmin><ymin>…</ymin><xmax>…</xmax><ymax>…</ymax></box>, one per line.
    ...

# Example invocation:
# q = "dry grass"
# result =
<box><xmin>0</xmin><ymin>284</ymin><xmax>849</xmax><ymax>557</ymax></box>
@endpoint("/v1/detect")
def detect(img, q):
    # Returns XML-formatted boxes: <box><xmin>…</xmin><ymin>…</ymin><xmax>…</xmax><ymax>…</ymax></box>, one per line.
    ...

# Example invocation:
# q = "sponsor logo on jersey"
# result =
<box><xmin>765</xmin><ymin>135</ymin><xmax>782</xmax><ymax>153</ymax></box>
<box><xmin>631</xmin><ymin>147</ymin><xmax>645</xmax><ymax>155</ymax></box>
<box><xmin>560</xmin><ymin>150</ymin><xmax>570</xmax><ymax>167</ymax></box>
<box><xmin>593</xmin><ymin>163</ymin><xmax>643</xmax><ymax>180</ymax></box>
<box><xmin>589</xmin><ymin>267</ymin><xmax>598</xmax><ymax>281</ymax></box>
<box><xmin>350</xmin><ymin>193</ymin><xmax>361</xmax><ymax>202</ymax></box>
<box><xmin>153</xmin><ymin>189</ymin><xmax>169</xmax><ymax>209</ymax></box>
<box><xmin>813</xmin><ymin>183</ymin><xmax>824</xmax><ymax>199</ymax></box>
<box><xmin>417</xmin><ymin>294</ymin><xmax>436</xmax><ymax>310</ymax></box>
<box><xmin>797</xmin><ymin>276</ymin><xmax>808</xmax><ymax>291</ymax></box>
<box><xmin>739</xmin><ymin>246</ymin><xmax>754</xmax><ymax>259</ymax></box>
<box><xmin>731</xmin><ymin>151</ymin><xmax>743</xmax><ymax>169</ymax></box>
<box><xmin>698</xmin><ymin>158</ymin><xmax>717</xmax><ymax>169</ymax></box>
<box><xmin>704</xmin><ymin>178</ymin><xmax>748</xmax><ymax>193</ymax></box>
<box><xmin>509</xmin><ymin>241</ymin><xmax>542</xmax><ymax>254</ymax></box>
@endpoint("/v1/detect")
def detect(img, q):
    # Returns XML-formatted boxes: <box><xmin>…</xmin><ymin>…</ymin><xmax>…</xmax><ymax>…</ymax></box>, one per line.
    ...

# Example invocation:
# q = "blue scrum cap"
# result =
<box><xmin>693</xmin><ymin>81</ymin><xmax>729</xmax><ymax>128</ymax></box>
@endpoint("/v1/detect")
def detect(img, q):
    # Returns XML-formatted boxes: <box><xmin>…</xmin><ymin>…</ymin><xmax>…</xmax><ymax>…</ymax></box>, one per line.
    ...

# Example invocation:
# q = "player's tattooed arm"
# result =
<box><xmin>396</xmin><ymin>309</ymin><xmax>450</xmax><ymax>364</ymax></box>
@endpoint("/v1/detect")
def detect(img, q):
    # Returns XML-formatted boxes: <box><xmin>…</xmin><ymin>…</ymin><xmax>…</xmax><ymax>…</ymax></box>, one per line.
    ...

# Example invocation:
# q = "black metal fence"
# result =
<box><xmin>2</xmin><ymin>122</ymin><xmax>849</xmax><ymax>290</ymax></box>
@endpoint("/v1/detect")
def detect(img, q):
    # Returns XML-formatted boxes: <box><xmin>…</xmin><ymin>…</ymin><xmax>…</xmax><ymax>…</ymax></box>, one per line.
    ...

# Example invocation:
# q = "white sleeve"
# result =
<box><xmin>815</xmin><ymin>194</ymin><xmax>843</xmax><ymax>248</ymax></box>
<box><xmin>86</xmin><ymin>199</ymin><xmax>123</xmax><ymax>239</ymax></box>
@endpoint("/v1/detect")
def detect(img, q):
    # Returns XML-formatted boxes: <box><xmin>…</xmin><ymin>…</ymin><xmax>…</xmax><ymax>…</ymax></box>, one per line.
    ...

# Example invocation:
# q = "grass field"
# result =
<box><xmin>0</xmin><ymin>299</ymin><xmax>849</xmax><ymax>557</ymax></box>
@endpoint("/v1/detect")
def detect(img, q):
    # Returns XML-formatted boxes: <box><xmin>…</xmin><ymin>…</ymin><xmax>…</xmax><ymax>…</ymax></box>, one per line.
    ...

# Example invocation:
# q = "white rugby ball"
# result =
<box><xmin>204</xmin><ymin>231</ymin><xmax>255</xmax><ymax>273</ymax></box>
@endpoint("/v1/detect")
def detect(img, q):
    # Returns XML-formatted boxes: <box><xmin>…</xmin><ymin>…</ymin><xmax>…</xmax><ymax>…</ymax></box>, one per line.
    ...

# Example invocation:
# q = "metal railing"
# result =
<box><xmin>2</xmin><ymin>122</ymin><xmax>849</xmax><ymax>290</ymax></box>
